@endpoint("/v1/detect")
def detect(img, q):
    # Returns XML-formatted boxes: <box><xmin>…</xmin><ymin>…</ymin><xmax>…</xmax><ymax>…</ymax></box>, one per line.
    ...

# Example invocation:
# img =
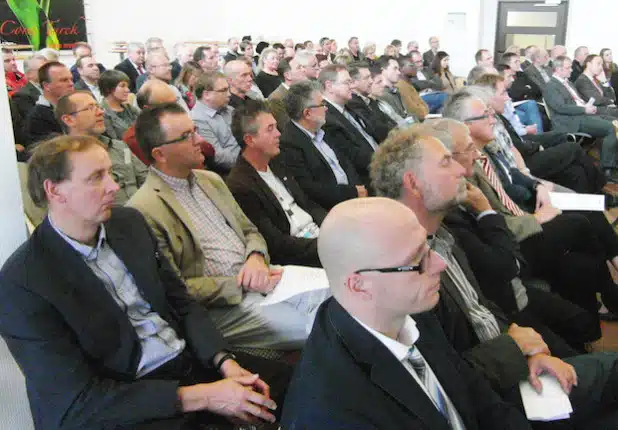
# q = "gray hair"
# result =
<box><xmin>37</xmin><ymin>48</ymin><xmax>59</xmax><ymax>62</ymax></box>
<box><xmin>285</xmin><ymin>80</ymin><xmax>321</xmax><ymax>121</ymax></box>
<box><xmin>422</xmin><ymin>118</ymin><xmax>468</xmax><ymax>151</ymax></box>
<box><xmin>442</xmin><ymin>89</ymin><xmax>484</xmax><ymax>122</ymax></box>
<box><xmin>370</xmin><ymin>125</ymin><xmax>430</xmax><ymax>199</ymax></box>
<box><xmin>23</xmin><ymin>54</ymin><xmax>46</xmax><ymax>74</ymax></box>
<box><xmin>467</xmin><ymin>65</ymin><xmax>488</xmax><ymax>85</ymax></box>
<box><xmin>127</xmin><ymin>42</ymin><xmax>145</xmax><ymax>54</ymax></box>
<box><xmin>294</xmin><ymin>50</ymin><xmax>316</xmax><ymax>67</ymax></box>
<box><xmin>258</xmin><ymin>47</ymin><xmax>278</xmax><ymax>70</ymax></box>
<box><xmin>463</xmin><ymin>85</ymin><xmax>494</xmax><ymax>104</ymax></box>
<box><xmin>552</xmin><ymin>55</ymin><xmax>571</xmax><ymax>72</ymax></box>
<box><xmin>145</xmin><ymin>37</ymin><xmax>164</xmax><ymax>52</ymax></box>
<box><xmin>574</xmin><ymin>46</ymin><xmax>588</xmax><ymax>58</ymax></box>
<box><xmin>146</xmin><ymin>52</ymin><xmax>169</xmax><ymax>68</ymax></box>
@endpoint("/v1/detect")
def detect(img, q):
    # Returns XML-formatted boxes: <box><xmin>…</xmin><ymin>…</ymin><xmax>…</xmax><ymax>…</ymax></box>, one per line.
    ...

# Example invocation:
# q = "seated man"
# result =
<box><xmin>281</xmin><ymin>197</ymin><xmax>531</xmax><ymax>429</ymax></box>
<box><xmin>69</xmin><ymin>41</ymin><xmax>106</xmax><ymax>83</ymax></box>
<box><xmin>74</xmin><ymin>55</ymin><xmax>103</xmax><ymax>102</ymax></box>
<box><xmin>224</xmin><ymin>60</ymin><xmax>255</xmax><ymax>109</ymax></box>
<box><xmin>141</xmin><ymin>51</ymin><xmax>189</xmax><ymax>111</ymax></box>
<box><xmin>443</xmin><ymin>91</ymin><xmax>618</xmax><ymax>320</ymax></box>
<box><xmin>473</xmin><ymin>74</ymin><xmax>606</xmax><ymax>195</ymax></box>
<box><xmin>3</xmin><ymin>48</ymin><xmax>26</xmax><ymax>96</ymax></box>
<box><xmin>226</xmin><ymin>101</ymin><xmax>326</xmax><ymax>267</ymax></box>
<box><xmin>128</xmin><ymin>103</ymin><xmax>329</xmax><ymax>349</ymax></box>
<box><xmin>376</xmin><ymin>55</ymin><xmax>424</xmax><ymax>123</ymax></box>
<box><xmin>370</xmin><ymin>125</ymin><xmax>618</xmax><ymax>427</ymax></box>
<box><xmin>114</xmin><ymin>41</ymin><xmax>146</xmax><ymax>93</ymax></box>
<box><xmin>191</xmin><ymin>71</ymin><xmax>241</xmax><ymax>174</ymax></box>
<box><xmin>267</xmin><ymin>57</ymin><xmax>307</xmax><ymax>132</ymax></box>
<box><xmin>24</xmin><ymin>61</ymin><xmax>74</xmax><ymax>148</ymax></box>
<box><xmin>575</xmin><ymin>54</ymin><xmax>618</xmax><ymax>117</ymax></box>
<box><xmin>544</xmin><ymin>56</ymin><xmax>618</xmax><ymax>182</ymax></box>
<box><xmin>347</xmin><ymin>61</ymin><xmax>396</xmax><ymax>143</ymax></box>
<box><xmin>279</xmin><ymin>81</ymin><xmax>367</xmax><ymax>209</ymax></box>
<box><xmin>320</xmin><ymin>64</ymin><xmax>380</xmax><ymax>184</ymax></box>
<box><xmin>502</xmin><ymin>52</ymin><xmax>543</xmax><ymax>103</ymax></box>
<box><xmin>193</xmin><ymin>45</ymin><xmax>220</xmax><ymax>73</ymax></box>
<box><xmin>404</xmin><ymin>51</ymin><xmax>448</xmax><ymax>113</ymax></box>
<box><xmin>570</xmin><ymin>46</ymin><xmax>589</xmax><ymax>83</ymax></box>
<box><xmin>0</xmin><ymin>135</ymin><xmax>288</xmax><ymax>429</ymax></box>
<box><xmin>475</xmin><ymin>49</ymin><xmax>494</xmax><ymax>68</ymax></box>
<box><xmin>56</xmin><ymin>91</ymin><xmax>147</xmax><ymax>205</ymax></box>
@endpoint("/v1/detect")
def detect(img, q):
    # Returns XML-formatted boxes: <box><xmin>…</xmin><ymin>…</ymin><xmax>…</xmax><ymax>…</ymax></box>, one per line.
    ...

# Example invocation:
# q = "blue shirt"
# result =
<box><xmin>50</xmin><ymin>217</ymin><xmax>186</xmax><ymax>377</ymax></box>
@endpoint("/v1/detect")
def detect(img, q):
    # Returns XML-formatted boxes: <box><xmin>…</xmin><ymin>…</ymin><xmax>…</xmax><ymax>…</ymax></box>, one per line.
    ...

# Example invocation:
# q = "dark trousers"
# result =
<box><xmin>577</xmin><ymin>115</ymin><xmax>618</xmax><ymax>169</ymax></box>
<box><xmin>520</xmin><ymin>213</ymin><xmax>618</xmax><ymax>315</ymax></box>
<box><xmin>134</xmin><ymin>350</ymin><xmax>291</xmax><ymax>430</ymax></box>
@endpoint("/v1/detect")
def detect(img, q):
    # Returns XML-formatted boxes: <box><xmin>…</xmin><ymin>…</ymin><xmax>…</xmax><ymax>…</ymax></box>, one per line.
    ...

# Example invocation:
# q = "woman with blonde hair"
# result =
<box><xmin>362</xmin><ymin>43</ymin><xmax>377</xmax><ymax>64</ymax></box>
<box><xmin>174</xmin><ymin>60</ymin><xmax>202</xmax><ymax>110</ymax></box>
<box><xmin>255</xmin><ymin>47</ymin><xmax>282</xmax><ymax>97</ymax></box>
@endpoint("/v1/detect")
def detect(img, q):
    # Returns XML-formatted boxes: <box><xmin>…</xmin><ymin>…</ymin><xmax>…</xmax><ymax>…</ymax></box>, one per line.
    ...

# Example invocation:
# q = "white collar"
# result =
<box><xmin>352</xmin><ymin>315</ymin><xmax>420</xmax><ymax>361</ymax></box>
<box><xmin>323</xmin><ymin>96</ymin><xmax>345</xmax><ymax>114</ymax></box>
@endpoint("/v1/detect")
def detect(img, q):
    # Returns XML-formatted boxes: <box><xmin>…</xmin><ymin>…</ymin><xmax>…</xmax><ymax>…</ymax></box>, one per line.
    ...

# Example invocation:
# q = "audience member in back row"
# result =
<box><xmin>73</xmin><ymin>55</ymin><xmax>103</xmax><ymax>102</ymax></box>
<box><xmin>173</xmin><ymin>60</ymin><xmax>201</xmax><ymax>110</ymax></box>
<box><xmin>114</xmin><ymin>41</ymin><xmax>146</xmax><ymax>92</ymax></box>
<box><xmin>0</xmin><ymin>135</ymin><xmax>291</xmax><ymax>429</ymax></box>
<box><xmin>267</xmin><ymin>57</ymin><xmax>308</xmax><ymax>132</ymax></box>
<box><xmin>128</xmin><ymin>102</ymin><xmax>330</xmax><ymax>349</ymax></box>
<box><xmin>225</xmin><ymin>60</ymin><xmax>254</xmax><ymax>109</ymax></box>
<box><xmin>24</xmin><ymin>61</ymin><xmax>74</xmax><ymax>148</ymax></box>
<box><xmin>255</xmin><ymin>47</ymin><xmax>282</xmax><ymax>98</ymax></box>
<box><xmin>3</xmin><ymin>48</ymin><xmax>27</xmax><ymax>96</ymax></box>
<box><xmin>69</xmin><ymin>41</ymin><xmax>106</xmax><ymax>83</ymax></box>
<box><xmin>279</xmin><ymin>80</ymin><xmax>367</xmax><ymax>209</ymax></box>
<box><xmin>56</xmin><ymin>90</ymin><xmax>147</xmax><ymax>205</ymax></box>
<box><xmin>574</xmin><ymin>54</ymin><xmax>618</xmax><ymax>117</ymax></box>
<box><xmin>227</xmin><ymin>101</ymin><xmax>326</xmax><ymax>267</ymax></box>
<box><xmin>99</xmin><ymin>69</ymin><xmax>140</xmax><ymax>141</ymax></box>
<box><xmin>282</xmin><ymin>197</ymin><xmax>532</xmax><ymax>429</ymax></box>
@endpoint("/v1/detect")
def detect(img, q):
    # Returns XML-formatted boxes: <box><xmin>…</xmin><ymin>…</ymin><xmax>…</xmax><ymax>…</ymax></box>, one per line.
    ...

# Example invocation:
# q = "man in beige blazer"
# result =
<box><xmin>128</xmin><ymin>103</ymin><xmax>328</xmax><ymax>349</ymax></box>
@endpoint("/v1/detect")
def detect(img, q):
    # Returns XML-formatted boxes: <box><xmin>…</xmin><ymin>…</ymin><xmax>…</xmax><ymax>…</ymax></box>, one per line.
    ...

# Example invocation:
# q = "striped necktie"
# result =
<box><xmin>478</xmin><ymin>154</ymin><xmax>526</xmax><ymax>216</ymax></box>
<box><xmin>407</xmin><ymin>346</ymin><xmax>455</xmax><ymax>426</ymax></box>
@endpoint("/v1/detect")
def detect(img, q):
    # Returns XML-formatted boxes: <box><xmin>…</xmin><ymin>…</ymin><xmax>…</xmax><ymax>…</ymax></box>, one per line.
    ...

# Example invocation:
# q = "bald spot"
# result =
<box><xmin>139</xmin><ymin>79</ymin><xmax>176</xmax><ymax>104</ymax></box>
<box><xmin>318</xmin><ymin>197</ymin><xmax>424</xmax><ymax>296</ymax></box>
<box><xmin>224</xmin><ymin>60</ymin><xmax>248</xmax><ymax>77</ymax></box>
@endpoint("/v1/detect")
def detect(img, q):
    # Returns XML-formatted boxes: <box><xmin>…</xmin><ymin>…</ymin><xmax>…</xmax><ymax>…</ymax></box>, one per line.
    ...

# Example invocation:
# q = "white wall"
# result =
<box><xmin>83</xmin><ymin>0</ymin><xmax>481</xmax><ymax>76</ymax></box>
<box><xmin>565</xmin><ymin>0</ymin><xmax>618</xmax><ymax>55</ymax></box>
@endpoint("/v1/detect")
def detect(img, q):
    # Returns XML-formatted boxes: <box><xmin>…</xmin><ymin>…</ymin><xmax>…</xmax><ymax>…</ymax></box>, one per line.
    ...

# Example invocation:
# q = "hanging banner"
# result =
<box><xmin>0</xmin><ymin>0</ymin><xmax>86</xmax><ymax>50</ymax></box>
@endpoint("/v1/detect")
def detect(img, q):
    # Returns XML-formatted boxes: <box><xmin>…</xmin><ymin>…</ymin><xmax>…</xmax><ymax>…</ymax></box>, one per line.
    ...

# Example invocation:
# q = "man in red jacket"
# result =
<box><xmin>4</xmin><ymin>48</ymin><xmax>27</xmax><ymax>96</ymax></box>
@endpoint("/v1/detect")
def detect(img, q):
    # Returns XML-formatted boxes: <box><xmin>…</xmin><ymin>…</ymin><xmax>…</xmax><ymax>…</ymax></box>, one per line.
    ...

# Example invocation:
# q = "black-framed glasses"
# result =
<box><xmin>452</xmin><ymin>143</ymin><xmax>477</xmax><ymax>156</ymax></box>
<box><xmin>157</xmin><ymin>126</ymin><xmax>199</xmax><ymax>147</ymax></box>
<box><xmin>462</xmin><ymin>109</ymin><xmax>495</xmax><ymax>123</ymax></box>
<box><xmin>355</xmin><ymin>236</ymin><xmax>436</xmax><ymax>275</ymax></box>
<box><xmin>70</xmin><ymin>104</ymin><xmax>101</xmax><ymax>115</ymax></box>
<box><xmin>306</xmin><ymin>102</ymin><xmax>327</xmax><ymax>109</ymax></box>
<box><xmin>211</xmin><ymin>86</ymin><xmax>230</xmax><ymax>93</ymax></box>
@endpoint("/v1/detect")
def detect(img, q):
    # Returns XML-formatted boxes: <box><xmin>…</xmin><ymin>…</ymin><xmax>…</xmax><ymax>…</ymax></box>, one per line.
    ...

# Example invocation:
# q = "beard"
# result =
<box><xmin>423</xmin><ymin>178</ymin><xmax>467</xmax><ymax>213</ymax></box>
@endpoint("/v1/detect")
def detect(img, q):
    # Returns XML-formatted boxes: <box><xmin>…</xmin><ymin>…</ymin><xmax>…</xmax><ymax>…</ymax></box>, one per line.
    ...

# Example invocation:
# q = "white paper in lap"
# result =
<box><xmin>519</xmin><ymin>374</ymin><xmax>573</xmax><ymax>421</ymax></box>
<box><xmin>260</xmin><ymin>265</ymin><xmax>330</xmax><ymax>307</ymax></box>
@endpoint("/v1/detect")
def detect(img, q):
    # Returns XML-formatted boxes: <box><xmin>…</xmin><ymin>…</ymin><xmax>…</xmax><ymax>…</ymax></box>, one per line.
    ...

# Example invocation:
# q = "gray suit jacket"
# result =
<box><xmin>467</xmin><ymin>162</ymin><xmax>542</xmax><ymax>243</ymax></box>
<box><xmin>543</xmin><ymin>77</ymin><xmax>587</xmax><ymax>133</ymax></box>
<box><xmin>524</xmin><ymin>65</ymin><xmax>551</xmax><ymax>92</ymax></box>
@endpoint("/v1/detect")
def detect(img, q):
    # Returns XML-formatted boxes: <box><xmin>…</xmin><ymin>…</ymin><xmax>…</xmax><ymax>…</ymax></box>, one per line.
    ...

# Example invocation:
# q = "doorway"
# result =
<box><xmin>494</xmin><ymin>0</ymin><xmax>569</xmax><ymax>61</ymax></box>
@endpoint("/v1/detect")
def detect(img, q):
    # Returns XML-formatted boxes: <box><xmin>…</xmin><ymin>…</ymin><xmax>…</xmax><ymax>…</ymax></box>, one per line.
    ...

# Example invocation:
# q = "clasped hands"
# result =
<box><xmin>237</xmin><ymin>252</ymin><xmax>282</xmax><ymax>294</ymax></box>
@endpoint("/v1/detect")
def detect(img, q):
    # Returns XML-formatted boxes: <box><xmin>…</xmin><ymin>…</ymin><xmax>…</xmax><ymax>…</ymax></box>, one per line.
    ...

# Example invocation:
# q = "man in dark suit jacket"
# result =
<box><xmin>0</xmin><ymin>135</ymin><xmax>288</xmax><ymax>429</ymax></box>
<box><xmin>574</xmin><ymin>54</ymin><xmax>618</xmax><ymax>117</ymax></box>
<box><xmin>23</xmin><ymin>61</ymin><xmax>74</xmax><ymax>148</ymax></box>
<box><xmin>570</xmin><ymin>46</ymin><xmax>589</xmax><ymax>83</ymax></box>
<box><xmin>544</xmin><ymin>56</ymin><xmax>618</xmax><ymax>180</ymax></box>
<box><xmin>369</xmin><ymin>124</ymin><xmax>618</xmax><ymax>426</ymax></box>
<box><xmin>423</xmin><ymin>36</ymin><xmax>440</xmax><ymax>68</ymax></box>
<box><xmin>502</xmin><ymin>53</ymin><xmax>543</xmax><ymax>101</ymax></box>
<box><xmin>69</xmin><ymin>41</ymin><xmax>105</xmax><ymax>83</ymax></box>
<box><xmin>226</xmin><ymin>101</ymin><xmax>326</xmax><ymax>267</ymax></box>
<box><xmin>524</xmin><ymin>48</ymin><xmax>552</xmax><ymax>92</ymax></box>
<box><xmin>279</xmin><ymin>80</ymin><xmax>367</xmax><ymax>209</ymax></box>
<box><xmin>320</xmin><ymin>64</ymin><xmax>380</xmax><ymax>185</ymax></box>
<box><xmin>282</xmin><ymin>197</ymin><xmax>532</xmax><ymax>429</ymax></box>
<box><xmin>114</xmin><ymin>42</ymin><xmax>146</xmax><ymax>92</ymax></box>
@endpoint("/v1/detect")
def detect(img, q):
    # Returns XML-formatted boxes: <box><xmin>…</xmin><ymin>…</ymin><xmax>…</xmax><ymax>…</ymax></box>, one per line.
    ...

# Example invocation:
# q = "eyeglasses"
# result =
<box><xmin>156</xmin><ymin>126</ymin><xmax>199</xmax><ymax>146</ymax></box>
<box><xmin>336</xmin><ymin>79</ymin><xmax>353</xmax><ymax>86</ymax></box>
<box><xmin>211</xmin><ymin>86</ymin><xmax>230</xmax><ymax>93</ymax></box>
<box><xmin>306</xmin><ymin>102</ymin><xmax>327</xmax><ymax>109</ymax></box>
<box><xmin>70</xmin><ymin>104</ymin><xmax>102</xmax><ymax>115</ymax></box>
<box><xmin>355</xmin><ymin>236</ymin><xmax>436</xmax><ymax>275</ymax></box>
<box><xmin>452</xmin><ymin>144</ymin><xmax>477</xmax><ymax>156</ymax></box>
<box><xmin>154</xmin><ymin>63</ymin><xmax>172</xmax><ymax>69</ymax></box>
<box><xmin>462</xmin><ymin>109</ymin><xmax>495</xmax><ymax>123</ymax></box>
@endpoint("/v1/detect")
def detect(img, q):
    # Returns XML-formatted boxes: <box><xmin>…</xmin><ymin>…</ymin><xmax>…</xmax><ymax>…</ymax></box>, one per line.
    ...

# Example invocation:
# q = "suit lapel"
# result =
<box><xmin>238</xmin><ymin>157</ymin><xmax>289</xmax><ymax>221</ymax></box>
<box><xmin>290</xmin><ymin>123</ymin><xmax>337</xmax><ymax>178</ymax></box>
<box><xmin>327</xmin><ymin>299</ymin><xmax>450</xmax><ymax>429</ymax></box>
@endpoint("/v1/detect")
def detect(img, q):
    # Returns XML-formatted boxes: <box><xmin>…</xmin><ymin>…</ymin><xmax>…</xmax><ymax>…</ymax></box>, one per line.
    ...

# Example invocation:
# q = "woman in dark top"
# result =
<box><xmin>255</xmin><ymin>47</ymin><xmax>282</xmax><ymax>98</ymax></box>
<box><xmin>99</xmin><ymin>70</ymin><xmax>140</xmax><ymax>140</ymax></box>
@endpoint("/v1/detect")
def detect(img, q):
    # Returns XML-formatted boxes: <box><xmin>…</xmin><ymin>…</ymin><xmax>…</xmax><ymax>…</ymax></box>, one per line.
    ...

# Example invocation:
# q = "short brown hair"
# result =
<box><xmin>27</xmin><ymin>135</ymin><xmax>104</xmax><ymax>207</ymax></box>
<box><xmin>55</xmin><ymin>90</ymin><xmax>93</xmax><ymax>124</ymax></box>
<box><xmin>194</xmin><ymin>71</ymin><xmax>226</xmax><ymax>99</ymax></box>
<box><xmin>318</xmin><ymin>63</ymin><xmax>348</xmax><ymax>90</ymax></box>
<box><xmin>72</xmin><ymin>41</ymin><xmax>91</xmax><ymax>56</ymax></box>
<box><xmin>474</xmin><ymin>73</ymin><xmax>505</xmax><ymax>89</ymax></box>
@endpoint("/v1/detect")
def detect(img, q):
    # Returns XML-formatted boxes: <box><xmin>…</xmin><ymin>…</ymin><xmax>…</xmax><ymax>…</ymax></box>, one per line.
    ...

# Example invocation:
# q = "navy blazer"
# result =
<box><xmin>281</xmin><ymin>298</ymin><xmax>531</xmax><ymax>429</ymax></box>
<box><xmin>279</xmin><ymin>121</ymin><xmax>362</xmax><ymax>209</ymax></box>
<box><xmin>0</xmin><ymin>207</ymin><xmax>227</xmax><ymax>429</ymax></box>
<box><xmin>114</xmin><ymin>58</ymin><xmax>141</xmax><ymax>93</ymax></box>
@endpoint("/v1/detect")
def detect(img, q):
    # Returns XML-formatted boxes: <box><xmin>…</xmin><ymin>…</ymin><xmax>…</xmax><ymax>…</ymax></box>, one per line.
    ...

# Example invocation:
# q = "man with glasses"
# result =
<box><xmin>138</xmin><ymin>51</ymin><xmax>189</xmax><ymax>111</ymax></box>
<box><xmin>281</xmin><ymin>196</ymin><xmax>531</xmax><ymax>429</ymax></box>
<box><xmin>129</xmin><ymin>103</ymin><xmax>329</xmax><ymax>349</ymax></box>
<box><xmin>24</xmin><ymin>61</ymin><xmax>74</xmax><ymax>147</ymax></box>
<box><xmin>191</xmin><ymin>71</ymin><xmax>240</xmax><ymax>174</ymax></box>
<box><xmin>320</xmin><ymin>64</ymin><xmax>380</xmax><ymax>185</ymax></box>
<box><xmin>56</xmin><ymin>91</ymin><xmax>147</xmax><ymax>205</ymax></box>
<box><xmin>294</xmin><ymin>50</ymin><xmax>320</xmax><ymax>81</ymax></box>
<box><xmin>280</xmin><ymin>80</ymin><xmax>367</xmax><ymax>210</ymax></box>
<box><xmin>369</xmin><ymin>123</ymin><xmax>618</xmax><ymax>428</ymax></box>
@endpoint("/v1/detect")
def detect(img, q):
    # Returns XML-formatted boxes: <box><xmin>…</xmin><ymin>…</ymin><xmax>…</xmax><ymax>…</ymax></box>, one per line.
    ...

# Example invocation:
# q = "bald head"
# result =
<box><xmin>136</xmin><ymin>79</ymin><xmax>176</xmax><ymax>108</ymax></box>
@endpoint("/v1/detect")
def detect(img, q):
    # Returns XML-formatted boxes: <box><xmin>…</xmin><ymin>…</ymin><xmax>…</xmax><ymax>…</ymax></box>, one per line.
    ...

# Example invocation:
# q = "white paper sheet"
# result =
<box><xmin>519</xmin><ymin>375</ymin><xmax>573</xmax><ymax>421</ymax></box>
<box><xmin>548</xmin><ymin>192</ymin><xmax>605</xmax><ymax>211</ymax></box>
<box><xmin>259</xmin><ymin>265</ymin><xmax>330</xmax><ymax>307</ymax></box>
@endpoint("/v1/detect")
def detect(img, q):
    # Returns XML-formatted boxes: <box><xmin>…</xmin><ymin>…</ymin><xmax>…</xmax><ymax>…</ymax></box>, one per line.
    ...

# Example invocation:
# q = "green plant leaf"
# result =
<box><xmin>44</xmin><ymin>17</ymin><xmax>59</xmax><ymax>49</ymax></box>
<box><xmin>6</xmin><ymin>0</ymin><xmax>41</xmax><ymax>49</ymax></box>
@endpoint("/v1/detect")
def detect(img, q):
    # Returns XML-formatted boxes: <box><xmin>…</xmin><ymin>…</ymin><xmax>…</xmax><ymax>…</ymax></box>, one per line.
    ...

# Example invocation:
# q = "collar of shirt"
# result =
<box><xmin>323</xmin><ymin>96</ymin><xmax>345</xmax><ymax>114</ymax></box>
<box><xmin>282</xmin><ymin>83</ymin><xmax>290</xmax><ymax>90</ymax></box>
<box><xmin>291</xmin><ymin>120</ymin><xmax>325</xmax><ymax>143</ymax></box>
<box><xmin>49</xmin><ymin>214</ymin><xmax>106</xmax><ymax>261</ymax></box>
<box><xmin>433</xmin><ymin>226</ymin><xmax>455</xmax><ymax>260</ymax></box>
<box><xmin>84</xmin><ymin>80</ymin><xmax>99</xmax><ymax>92</ymax></box>
<box><xmin>130</xmin><ymin>59</ymin><xmax>143</xmax><ymax>72</ymax></box>
<box><xmin>151</xmin><ymin>166</ymin><xmax>194</xmax><ymax>192</ymax></box>
<box><xmin>97</xmin><ymin>134</ymin><xmax>114</xmax><ymax>149</ymax></box>
<box><xmin>553</xmin><ymin>75</ymin><xmax>568</xmax><ymax>85</ymax></box>
<box><xmin>31</xmin><ymin>82</ymin><xmax>42</xmax><ymax>92</ymax></box>
<box><xmin>199</xmin><ymin>101</ymin><xmax>222</xmax><ymax>118</ymax></box>
<box><xmin>36</xmin><ymin>94</ymin><xmax>52</xmax><ymax>107</ymax></box>
<box><xmin>354</xmin><ymin>92</ymin><xmax>371</xmax><ymax>105</ymax></box>
<box><xmin>352</xmin><ymin>314</ymin><xmax>420</xmax><ymax>361</ymax></box>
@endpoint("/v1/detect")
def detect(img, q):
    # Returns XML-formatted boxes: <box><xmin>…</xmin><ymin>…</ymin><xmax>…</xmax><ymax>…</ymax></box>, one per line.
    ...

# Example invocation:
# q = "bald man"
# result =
<box><xmin>224</xmin><ymin>60</ymin><xmax>254</xmax><ymax>108</ymax></box>
<box><xmin>281</xmin><ymin>198</ymin><xmax>531</xmax><ymax>429</ymax></box>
